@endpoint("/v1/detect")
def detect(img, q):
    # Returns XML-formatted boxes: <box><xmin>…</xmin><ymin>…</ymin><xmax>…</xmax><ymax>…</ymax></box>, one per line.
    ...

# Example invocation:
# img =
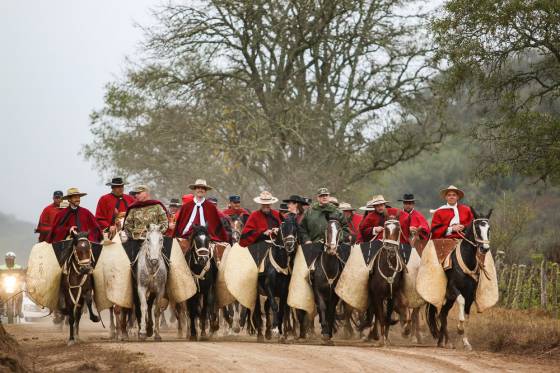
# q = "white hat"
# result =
<box><xmin>253</xmin><ymin>191</ymin><xmax>279</xmax><ymax>205</ymax></box>
<box><xmin>188</xmin><ymin>179</ymin><xmax>213</xmax><ymax>191</ymax></box>
<box><xmin>440</xmin><ymin>185</ymin><xmax>465</xmax><ymax>200</ymax></box>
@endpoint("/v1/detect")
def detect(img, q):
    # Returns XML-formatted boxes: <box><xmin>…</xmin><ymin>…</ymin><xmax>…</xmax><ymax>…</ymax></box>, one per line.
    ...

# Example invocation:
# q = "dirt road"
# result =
<box><xmin>4</xmin><ymin>317</ymin><xmax>557</xmax><ymax>372</ymax></box>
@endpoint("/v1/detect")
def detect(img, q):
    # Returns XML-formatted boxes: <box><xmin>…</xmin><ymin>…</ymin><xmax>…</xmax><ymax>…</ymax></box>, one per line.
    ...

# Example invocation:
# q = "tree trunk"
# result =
<box><xmin>551</xmin><ymin>262</ymin><xmax>558</xmax><ymax>318</ymax></box>
<box><xmin>540</xmin><ymin>259</ymin><xmax>548</xmax><ymax>310</ymax></box>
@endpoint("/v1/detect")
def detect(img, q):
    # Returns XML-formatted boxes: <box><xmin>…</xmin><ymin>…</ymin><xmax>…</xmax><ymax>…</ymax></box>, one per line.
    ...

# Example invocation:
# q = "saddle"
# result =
<box><xmin>431</xmin><ymin>239</ymin><xmax>459</xmax><ymax>269</ymax></box>
<box><xmin>359</xmin><ymin>240</ymin><xmax>412</xmax><ymax>266</ymax></box>
<box><xmin>52</xmin><ymin>239</ymin><xmax>102</xmax><ymax>268</ymax></box>
<box><xmin>212</xmin><ymin>242</ymin><xmax>229</xmax><ymax>263</ymax></box>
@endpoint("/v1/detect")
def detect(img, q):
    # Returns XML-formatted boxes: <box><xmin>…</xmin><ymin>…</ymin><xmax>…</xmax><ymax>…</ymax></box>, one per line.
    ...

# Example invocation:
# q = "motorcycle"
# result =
<box><xmin>0</xmin><ymin>270</ymin><xmax>25</xmax><ymax>324</ymax></box>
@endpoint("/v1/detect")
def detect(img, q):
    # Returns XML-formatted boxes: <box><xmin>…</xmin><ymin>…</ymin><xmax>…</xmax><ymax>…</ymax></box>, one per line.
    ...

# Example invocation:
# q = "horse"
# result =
<box><xmin>59</xmin><ymin>231</ymin><xmax>100</xmax><ymax>346</ymax></box>
<box><xmin>365</xmin><ymin>218</ymin><xmax>407</xmax><ymax>346</ymax></box>
<box><xmin>186</xmin><ymin>224</ymin><xmax>219</xmax><ymax>341</ymax></box>
<box><xmin>135</xmin><ymin>224</ymin><xmax>168</xmax><ymax>341</ymax></box>
<box><xmin>426</xmin><ymin>209</ymin><xmax>492</xmax><ymax>350</ymax></box>
<box><xmin>310</xmin><ymin>219</ymin><xmax>345</xmax><ymax>345</ymax></box>
<box><xmin>252</xmin><ymin>216</ymin><xmax>298</xmax><ymax>342</ymax></box>
<box><xmin>219</xmin><ymin>216</ymin><xmax>243</xmax><ymax>336</ymax></box>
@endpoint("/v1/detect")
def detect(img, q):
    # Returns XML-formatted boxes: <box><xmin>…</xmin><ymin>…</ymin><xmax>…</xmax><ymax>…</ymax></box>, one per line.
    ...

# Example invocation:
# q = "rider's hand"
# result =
<box><xmin>69</xmin><ymin>226</ymin><xmax>78</xmax><ymax>235</ymax></box>
<box><xmin>108</xmin><ymin>225</ymin><xmax>117</xmax><ymax>239</ymax></box>
<box><xmin>169</xmin><ymin>222</ymin><xmax>176</xmax><ymax>231</ymax></box>
<box><xmin>410</xmin><ymin>226</ymin><xmax>418</xmax><ymax>234</ymax></box>
<box><xmin>451</xmin><ymin>224</ymin><xmax>464</xmax><ymax>232</ymax></box>
<box><xmin>373</xmin><ymin>226</ymin><xmax>383</xmax><ymax>234</ymax></box>
<box><xmin>271</xmin><ymin>228</ymin><xmax>279</xmax><ymax>234</ymax></box>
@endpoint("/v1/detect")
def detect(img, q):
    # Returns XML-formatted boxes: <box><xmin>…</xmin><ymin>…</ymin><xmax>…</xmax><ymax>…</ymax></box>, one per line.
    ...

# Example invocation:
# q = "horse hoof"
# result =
<box><xmin>90</xmin><ymin>315</ymin><xmax>100</xmax><ymax>323</ymax></box>
<box><xmin>233</xmin><ymin>326</ymin><xmax>241</xmax><ymax>334</ymax></box>
<box><xmin>154</xmin><ymin>335</ymin><xmax>162</xmax><ymax>342</ymax></box>
<box><xmin>257</xmin><ymin>335</ymin><xmax>265</xmax><ymax>343</ymax></box>
<box><xmin>445</xmin><ymin>342</ymin><xmax>455</xmax><ymax>349</ymax></box>
<box><xmin>200</xmin><ymin>335</ymin><xmax>209</xmax><ymax>342</ymax></box>
<box><xmin>138</xmin><ymin>333</ymin><xmax>147</xmax><ymax>341</ymax></box>
<box><xmin>189</xmin><ymin>335</ymin><xmax>198</xmax><ymax>341</ymax></box>
<box><xmin>278</xmin><ymin>335</ymin><xmax>286</xmax><ymax>344</ymax></box>
<box><xmin>146</xmin><ymin>324</ymin><xmax>154</xmax><ymax>338</ymax></box>
<box><xmin>272</xmin><ymin>327</ymin><xmax>279</xmax><ymax>337</ymax></box>
<box><xmin>67</xmin><ymin>340</ymin><xmax>76</xmax><ymax>346</ymax></box>
<box><xmin>321</xmin><ymin>338</ymin><xmax>334</xmax><ymax>346</ymax></box>
<box><xmin>265</xmin><ymin>330</ymin><xmax>272</xmax><ymax>340</ymax></box>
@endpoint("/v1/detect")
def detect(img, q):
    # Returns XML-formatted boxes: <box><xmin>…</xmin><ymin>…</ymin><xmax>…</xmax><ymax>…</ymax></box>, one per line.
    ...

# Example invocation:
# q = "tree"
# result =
<box><xmin>85</xmin><ymin>0</ymin><xmax>444</xmax><ymax>200</ymax></box>
<box><xmin>432</xmin><ymin>0</ymin><xmax>560</xmax><ymax>183</ymax></box>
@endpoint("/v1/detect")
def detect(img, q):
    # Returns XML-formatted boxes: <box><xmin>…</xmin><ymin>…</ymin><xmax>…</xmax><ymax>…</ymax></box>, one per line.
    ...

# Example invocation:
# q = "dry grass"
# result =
<box><xmin>466</xmin><ymin>307</ymin><xmax>560</xmax><ymax>359</ymax></box>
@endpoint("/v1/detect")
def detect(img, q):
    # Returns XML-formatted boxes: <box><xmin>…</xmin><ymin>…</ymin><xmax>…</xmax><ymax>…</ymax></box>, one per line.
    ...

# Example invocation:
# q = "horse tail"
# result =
<box><xmin>425</xmin><ymin>303</ymin><xmax>439</xmax><ymax>339</ymax></box>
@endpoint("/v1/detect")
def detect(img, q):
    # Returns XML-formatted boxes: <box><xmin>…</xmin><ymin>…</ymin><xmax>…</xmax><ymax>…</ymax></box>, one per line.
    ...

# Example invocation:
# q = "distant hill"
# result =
<box><xmin>0</xmin><ymin>212</ymin><xmax>36</xmax><ymax>265</ymax></box>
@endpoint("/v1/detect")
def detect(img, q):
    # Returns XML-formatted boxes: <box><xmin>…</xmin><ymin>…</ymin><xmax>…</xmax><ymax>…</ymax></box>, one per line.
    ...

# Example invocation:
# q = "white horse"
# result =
<box><xmin>136</xmin><ymin>224</ymin><xmax>168</xmax><ymax>341</ymax></box>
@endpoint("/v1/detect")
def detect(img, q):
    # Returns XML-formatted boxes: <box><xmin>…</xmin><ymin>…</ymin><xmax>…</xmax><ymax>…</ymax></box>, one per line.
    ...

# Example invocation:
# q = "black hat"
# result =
<box><xmin>279</xmin><ymin>203</ymin><xmax>289</xmax><ymax>212</ymax></box>
<box><xmin>229</xmin><ymin>195</ymin><xmax>241</xmax><ymax>203</ymax></box>
<box><xmin>53</xmin><ymin>190</ymin><xmax>63</xmax><ymax>198</ymax></box>
<box><xmin>169</xmin><ymin>198</ymin><xmax>181</xmax><ymax>207</ymax></box>
<box><xmin>303</xmin><ymin>197</ymin><xmax>312</xmax><ymax>205</ymax></box>
<box><xmin>129</xmin><ymin>190</ymin><xmax>137</xmax><ymax>196</ymax></box>
<box><xmin>398</xmin><ymin>193</ymin><xmax>416</xmax><ymax>202</ymax></box>
<box><xmin>106</xmin><ymin>177</ymin><xmax>126</xmax><ymax>187</ymax></box>
<box><xmin>282</xmin><ymin>195</ymin><xmax>305</xmax><ymax>204</ymax></box>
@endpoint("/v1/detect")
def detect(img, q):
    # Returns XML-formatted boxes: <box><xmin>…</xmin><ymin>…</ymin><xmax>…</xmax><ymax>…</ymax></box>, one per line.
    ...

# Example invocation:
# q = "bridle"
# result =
<box><xmin>64</xmin><ymin>237</ymin><xmax>93</xmax><ymax>315</ymax></box>
<box><xmin>265</xmin><ymin>221</ymin><xmax>296</xmax><ymax>275</ymax></box>
<box><xmin>190</xmin><ymin>232</ymin><xmax>213</xmax><ymax>289</ymax></box>
<box><xmin>457</xmin><ymin>218</ymin><xmax>491</xmax><ymax>250</ymax></box>
<box><xmin>369</xmin><ymin>220</ymin><xmax>406</xmax><ymax>297</ymax></box>
<box><xmin>456</xmin><ymin>218</ymin><xmax>492</xmax><ymax>281</ymax></box>
<box><xmin>324</xmin><ymin>220</ymin><xmax>342</xmax><ymax>255</ymax></box>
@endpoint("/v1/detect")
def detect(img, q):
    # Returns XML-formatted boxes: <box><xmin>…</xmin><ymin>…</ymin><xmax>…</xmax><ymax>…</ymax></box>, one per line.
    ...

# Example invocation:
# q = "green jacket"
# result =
<box><xmin>298</xmin><ymin>202</ymin><xmax>349</xmax><ymax>243</ymax></box>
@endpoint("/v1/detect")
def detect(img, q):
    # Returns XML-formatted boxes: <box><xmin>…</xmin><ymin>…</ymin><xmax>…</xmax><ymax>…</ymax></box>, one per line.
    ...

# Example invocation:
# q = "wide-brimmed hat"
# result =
<box><xmin>398</xmin><ymin>193</ymin><xmax>416</xmax><ymax>202</ymax></box>
<box><xmin>63</xmin><ymin>187</ymin><xmax>87</xmax><ymax>200</ymax></box>
<box><xmin>440</xmin><ymin>185</ymin><xmax>464</xmax><ymax>200</ymax></box>
<box><xmin>253</xmin><ymin>191</ymin><xmax>278</xmax><ymax>204</ymax></box>
<box><xmin>329</xmin><ymin>196</ymin><xmax>339</xmax><ymax>207</ymax></box>
<box><xmin>188</xmin><ymin>179</ymin><xmax>213</xmax><ymax>191</ymax></box>
<box><xmin>283</xmin><ymin>195</ymin><xmax>305</xmax><ymax>204</ymax></box>
<box><xmin>339</xmin><ymin>202</ymin><xmax>355</xmax><ymax>211</ymax></box>
<box><xmin>317</xmin><ymin>187</ymin><xmax>330</xmax><ymax>196</ymax></box>
<box><xmin>133</xmin><ymin>185</ymin><xmax>150</xmax><ymax>193</ymax></box>
<box><xmin>105</xmin><ymin>177</ymin><xmax>126</xmax><ymax>187</ymax></box>
<box><xmin>279</xmin><ymin>203</ymin><xmax>289</xmax><ymax>212</ymax></box>
<box><xmin>169</xmin><ymin>198</ymin><xmax>182</xmax><ymax>207</ymax></box>
<box><xmin>359</xmin><ymin>195</ymin><xmax>389</xmax><ymax>211</ymax></box>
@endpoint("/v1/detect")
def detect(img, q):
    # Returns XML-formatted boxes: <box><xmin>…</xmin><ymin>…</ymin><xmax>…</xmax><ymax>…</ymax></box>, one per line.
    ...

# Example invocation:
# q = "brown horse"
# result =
<box><xmin>59</xmin><ymin>232</ymin><xmax>100</xmax><ymax>345</ymax></box>
<box><xmin>366</xmin><ymin>219</ymin><xmax>406</xmax><ymax>346</ymax></box>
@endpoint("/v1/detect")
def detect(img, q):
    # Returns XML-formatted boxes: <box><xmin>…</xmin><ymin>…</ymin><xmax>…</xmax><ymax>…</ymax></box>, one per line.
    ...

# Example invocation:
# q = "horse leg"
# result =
<box><xmin>411</xmin><ymin>307</ymin><xmax>423</xmax><ymax>344</ymax></box>
<box><xmin>342</xmin><ymin>303</ymin><xmax>354</xmax><ymax>339</ymax></box>
<box><xmin>146</xmin><ymin>293</ymin><xmax>155</xmax><ymax>338</ymax></box>
<box><xmin>137</xmin><ymin>287</ymin><xmax>148</xmax><ymax>341</ymax></box>
<box><xmin>85</xmin><ymin>291</ymin><xmax>100</xmax><ymax>323</ymax></box>
<box><xmin>232</xmin><ymin>302</ymin><xmax>241</xmax><ymax>334</ymax></box>
<box><xmin>277</xmin><ymin>283</ymin><xmax>288</xmax><ymax>343</ymax></box>
<box><xmin>457</xmin><ymin>294</ymin><xmax>474</xmax><ymax>351</ymax></box>
<box><xmin>154</xmin><ymin>297</ymin><xmax>162</xmax><ymax>341</ymax></box>
<box><xmin>109</xmin><ymin>306</ymin><xmax>116</xmax><ymax>339</ymax></box>
<box><xmin>296</xmin><ymin>309</ymin><xmax>307</xmax><ymax>340</ymax></box>
<box><xmin>175</xmin><ymin>302</ymin><xmax>185</xmax><ymax>339</ymax></box>
<box><xmin>314</xmin><ymin>288</ymin><xmax>330</xmax><ymax>344</ymax></box>
<box><xmin>325</xmin><ymin>296</ymin><xmax>337</xmax><ymax>345</ymax></box>
<box><xmin>438</xmin><ymin>297</ymin><xmax>455</xmax><ymax>348</ymax></box>
<box><xmin>254</xmin><ymin>295</ymin><xmax>264</xmax><ymax>342</ymax></box>
<box><xmin>75</xmin><ymin>304</ymin><xmax>83</xmax><ymax>343</ymax></box>
<box><xmin>187</xmin><ymin>297</ymin><xmax>198</xmax><ymax>341</ymax></box>
<box><xmin>199</xmin><ymin>293</ymin><xmax>209</xmax><ymax>340</ymax></box>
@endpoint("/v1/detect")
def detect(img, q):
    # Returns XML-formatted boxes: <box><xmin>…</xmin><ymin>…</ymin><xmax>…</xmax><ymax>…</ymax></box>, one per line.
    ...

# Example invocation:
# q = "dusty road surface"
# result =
<box><xmin>4</xmin><ymin>317</ymin><xmax>558</xmax><ymax>373</ymax></box>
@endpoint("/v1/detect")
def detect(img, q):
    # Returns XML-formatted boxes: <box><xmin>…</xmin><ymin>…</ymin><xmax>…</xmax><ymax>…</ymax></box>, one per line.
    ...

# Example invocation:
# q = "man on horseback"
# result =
<box><xmin>340</xmin><ymin>202</ymin><xmax>363</xmax><ymax>244</ymax></box>
<box><xmin>95</xmin><ymin>177</ymin><xmax>135</xmax><ymax>240</ymax></box>
<box><xmin>239</xmin><ymin>191</ymin><xmax>282</xmax><ymax>247</ymax></box>
<box><xmin>174</xmin><ymin>179</ymin><xmax>228</xmax><ymax>242</ymax></box>
<box><xmin>222</xmin><ymin>195</ymin><xmax>250</xmax><ymax>225</ymax></box>
<box><xmin>359</xmin><ymin>195</ymin><xmax>407</xmax><ymax>243</ymax></box>
<box><xmin>46</xmin><ymin>188</ymin><xmax>103</xmax><ymax>243</ymax></box>
<box><xmin>35</xmin><ymin>190</ymin><xmax>63</xmax><ymax>242</ymax></box>
<box><xmin>431</xmin><ymin>185</ymin><xmax>474</xmax><ymax>239</ymax></box>
<box><xmin>298</xmin><ymin>188</ymin><xmax>349</xmax><ymax>245</ymax></box>
<box><xmin>398</xmin><ymin>193</ymin><xmax>430</xmax><ymax>241</ymax></box>
<box><xmin>164</xmin><ymin>198</ymin><xmax>181</xmax><ymax>236</ymax></box>
<box><xmin>120</xmin><ymin>185</ymin><xmax>168</xmax><ymax>260</ymax></box>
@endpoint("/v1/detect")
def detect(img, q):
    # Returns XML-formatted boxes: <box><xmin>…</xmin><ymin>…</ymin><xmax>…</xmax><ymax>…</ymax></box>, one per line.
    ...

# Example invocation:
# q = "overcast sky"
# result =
<box><xmin>0</xmin><ymin>0</ymin><xmax>161</xmax><ymax>223</ymax></box>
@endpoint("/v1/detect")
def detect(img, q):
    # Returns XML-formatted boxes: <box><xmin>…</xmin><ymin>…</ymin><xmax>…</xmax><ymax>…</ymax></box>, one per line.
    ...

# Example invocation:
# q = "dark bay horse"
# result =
<box><xmin>252</xmin><ymin>216</ymin><xmax>298</xmax><ymax>342</ymax></box>
<box><xmin>59</xmin><ymin>231</ymin><xmax>101</xmax><ymax>345</ymax></box>
<box><xmin>426</xmin><ymin>209</ymin><xmax>492</xmax><ymax>350</ymax></box>
<box><xmin>366</xmin><ymin>219</ymin><xmax>406</xmax><ymax>346</ymax></box>
<box><xmin>186</xmin><ymin>225</ymin><xmax>219</xmax><ymax>340</ymax></box>
<box><xmin>310</xmin><ymin>219</ymin><xmax>344</xmax><ymax>345</ymax></box>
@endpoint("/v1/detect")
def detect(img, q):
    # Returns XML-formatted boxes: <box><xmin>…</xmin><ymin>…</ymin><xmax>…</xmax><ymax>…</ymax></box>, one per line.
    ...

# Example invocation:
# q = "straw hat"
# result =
<box><xmin>253</xmin><ymin>191</ymin><xmax>278</xmax><ymax>204</ymax></box>
<box><xmin>133</xmin><ymin>185</ymin><xmax>150</xmax><ymax>193</ymax></box>
<box><xmin>339</xmin><ymin>202</ymin><xmax>355</xmax><ymax>211</ymax></box>
<box><xmin>359</xmin><ymin>195</ymin><xmax>389</xmax><ymax>211</ymax></box>
<box><xmin>62</xmin><ymin>187</ymin><xmax>87</xmax><ymax>200</ymax></box>
<box><xmin>440</xmin><ymin>185</ymin><xmax>464</xmax><ymax>200</ymax></box>
<box><xmin>188</xmin><ymin>179</ymin><xmax>213</xmax><ymax>191</ymax></box>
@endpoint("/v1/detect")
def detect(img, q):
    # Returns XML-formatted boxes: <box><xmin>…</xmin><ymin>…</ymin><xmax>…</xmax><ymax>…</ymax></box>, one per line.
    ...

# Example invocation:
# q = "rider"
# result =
<box><xmin>164</xmin><ymin>198</ymin><xmax>181</xmax><ymax>237</ymax></box>
<box><xmin>208</xmin><ymin>197</ymin><xmax>234</xmax><ymax>244</ymax></box>
<box><xmin>398</xmin><ymin>193</ymin><xmax>430</xmax><ymax>241</ymax></box>
<box><xmin>120</xmin><ymin>185</ymin><xmax>168</xmax><ymax>261</ymax></box>
<box><xmin>359</xmin><ymin>195</ymin><xmax>408</xmax><ymax>243</ymax></box>
<box><xmin>222</xmin><ymin>195</ymin><xmax>250</xmax><ymax>225</ymax></box>
<box><xmin>339</xmin><ymin>202</ymin><xmax>363</xmax><ymax>244</ymax></box>
<box><xmin>282</xmin><ymin>195</ymin><xmax>306</xmax><ymax>224</ymax></box>
<box><xmin>174</xmin><ymin>179</ymin><xmax>228</xmax><ymax>242</ymax></box>
<box><xmin>95</xmin><ymin>177</ymin><xmax>135</xmax><ymax>239</ymax></box>
<box><xmin>46</xmin><ymin>188</ymin><xmax>103</xmax><ymax>243</ymax></box>
<box><xmin>0</xmin><ymin>252</ymin><xmax>24</xmax><ymax>318</ymax></box>
<box><xmin>35</xmin><ymin>190</ymin><xmax>63</xmax><ymax>242</ymax></box>
<box><xmin>431</xmin><ymin>185</ymin><xmax>474</xmax><ymax>239</ymax></box>
<box><xmin>239</xmin><ymin>191</ymin><xmax>282</xmax><ymax>247</ymax></box>
<box><xmin>298</xmin><ymin>188</ymin><xmax>349</xmax><ymax>245</ymax></box>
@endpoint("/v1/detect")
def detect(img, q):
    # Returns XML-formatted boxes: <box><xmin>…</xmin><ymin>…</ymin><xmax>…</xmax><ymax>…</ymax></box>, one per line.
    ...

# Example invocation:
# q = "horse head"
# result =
<box><xmin>469</xmin><ymin>208</ymin><xmax>492</xmax><ymax>253</ymax></box>
<box><xmin>279</xmin><ymin>216</ymin><xmax>298</xmax><ymax>254</ymax></box>
<box><xmin>231</xmin><ymin>217</ymin><xmax>244</xmax><ymax>244</ymax></box>
<box><xmin>71</xmin><ymin>231</ymin><xmax>93</xmax><ymax>274</ymax></box>
<box><xmin>325</xmin><ymin>219</ymin><xmax>342</xmax><ymax>255</ymax></box>
<box><xmin>144</xmin><ymin>224</ymin><xmax>164</xmax><ymax>271</ymax></box>
<box><xmin>383</xmin><ymin>218</ymin><xmax>401</xmax><ymax>246</ymax></box>
<box><xmin>191</xmin><ymin>224</ymin><xmax>211</xmax><ymax>264</ymax></box>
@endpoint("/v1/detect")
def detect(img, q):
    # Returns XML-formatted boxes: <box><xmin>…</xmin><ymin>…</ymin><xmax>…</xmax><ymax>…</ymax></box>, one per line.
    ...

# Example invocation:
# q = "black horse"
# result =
<box><xmin>58</xmin><ymin>231</ymin><xmax>101</xmax><ymax>345</ymax></box>
<box><xmin>252</xmin><ymin>216</ymin><xmax>298</xmax><ymax>342</ymax></box>
<box><xmin>426</xmin><ymin>209</ymin><xmax>492</xmax><ymax>350</ymax></box>
<box><xmin>310</xmin><ymin>219</ymin><xmax>345</xmax><ymax>345</ymax></box>
<box><xmin>186</xmin><ymin>225</ymin><xmax>219</xmax><ymax>341</ymax></box>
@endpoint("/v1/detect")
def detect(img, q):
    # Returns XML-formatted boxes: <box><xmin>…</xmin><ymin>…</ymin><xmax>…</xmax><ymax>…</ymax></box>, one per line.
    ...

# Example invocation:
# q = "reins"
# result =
<box><xmin>63</xmin><ymin>237</ymin><xmax>93</xmax><ymax>315</ymax></box>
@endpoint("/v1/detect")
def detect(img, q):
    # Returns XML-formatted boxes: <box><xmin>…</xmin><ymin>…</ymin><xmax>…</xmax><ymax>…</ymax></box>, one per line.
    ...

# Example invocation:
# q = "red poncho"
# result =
<box><xmin>431</xmin><ymin>204</ymin><xmax>474</xmax><ymax>239</ymax></box>
<box><xmin>95</xmin><ymin>193</ymin><xmax>135</xmax><ymax>230</ymax></box>
<box><xmin>174</xmin><ymin>198</ymin><xmax>227</xmax><ymax>242</ymax></box>
<box><xmin>404</xmin><ymin>209</ymin><xmax>430</xmax><ymax>240</ymax></box>
<box><xmin>36</xmin><ymin>203</ymin><xmax>61</xmax><ymax>242</ymax></box>
<box><xmin>46</xmin><ymin>206</ymin><xmax>103</xmax><ymax>243</ymax></box>
<box><xmin>346</xmin><ymin>213</ymin><xmax>364</xmax><ymax>243</ymax></box>
<box><xmin>359</xmin><ymin>207</ymin><xmax>409</xmax><ymax>243</ymax></box>
<box><xmin>239</xmin><ymin>209</ymin><xmax>282</xmax><ymax>247</ymax></box>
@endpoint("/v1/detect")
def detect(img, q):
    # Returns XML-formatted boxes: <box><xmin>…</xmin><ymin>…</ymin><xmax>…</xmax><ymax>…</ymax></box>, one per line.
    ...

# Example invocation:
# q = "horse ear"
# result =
<box><xmin>470</xmin><ymin>206</ymin><xmax>479</xmax><ymax>219</ymax></box>
<box><xmin>486</xmin><ymin>209</ymin><xmax>493</xmax><ymax>219</ymax></box>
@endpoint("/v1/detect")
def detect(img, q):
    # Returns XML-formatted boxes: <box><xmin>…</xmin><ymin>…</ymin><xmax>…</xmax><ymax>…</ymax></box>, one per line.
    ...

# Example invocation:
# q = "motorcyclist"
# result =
<box><xmin>0</xmin><ymin>252</ymin><xmax>24</xmax><ymax>320</ymax></box>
